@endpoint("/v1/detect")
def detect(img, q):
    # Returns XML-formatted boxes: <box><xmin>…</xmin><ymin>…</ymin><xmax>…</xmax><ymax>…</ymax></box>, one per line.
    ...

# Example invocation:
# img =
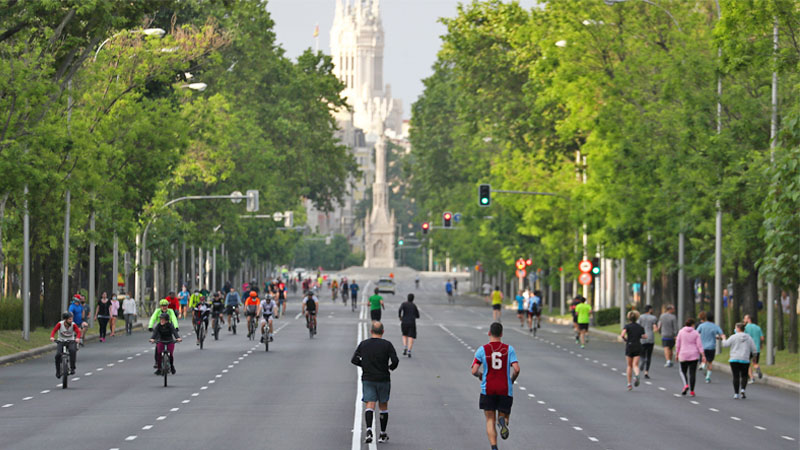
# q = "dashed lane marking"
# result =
<box><xmin>170</xmin><ymin>408</ymin><xmax>179</xmax><ymax>412</ymax></box>
<box><xmin>730</xmin><ymin>416</ymin><xmax>741</xmax><ymax>421</ymax></box>
<box><xmin>124</xmin><ymin>436</ymin><xmax>137</xmax><ymax>441</ymax></box>
<box><xmin>754</xmin><ymin>426</ymin><xmax>766</xmax><ymax>431</ymax></box>
<box><xmin>709</xmin><ymin>408</ymin><xmax>719</xmax><ymax>412</ymax></box>
<box><xmin>156</xmin><ymin>416</ymin><xmax>166</xmax><ymax>421</ymax></box>
<box><xmin>781</xmin><ymin>436</ymin><xmax>795</xmax><ymax>441</ymax></box>
<box><xmin>40</xmin><ymin>390</ymin><xmax>50</xmax><ymax>394</ymax></box>
<box><xmin>573</xmin><ymin>427</ymin><xmax>583</xmax><ymax>431</ymax></box>
<box><xmin>588</xmin><ymin>437</ymin><xmax>599</xmax><ymax>442</ymax></box>
<box><xmin>22</xmin><ymin>397</ymin><xmax>32</xmax><ymax>401</ymax></box>
<box><xmin>142</xmin><ymin>425</ymin><xmax>153</xmax><ymax>430</ymax></box>
<box><xmin>2</xmin><ymin>404</ymin><xmax>13</xmax><ymax>408</ymax></box>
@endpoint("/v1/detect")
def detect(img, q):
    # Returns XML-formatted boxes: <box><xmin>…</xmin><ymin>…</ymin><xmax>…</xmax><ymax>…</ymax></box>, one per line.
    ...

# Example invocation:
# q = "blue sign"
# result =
<box><xmin>454</xmin><ymin>212</ymin><xmax>462</xmax><ymax>223</ymax></box>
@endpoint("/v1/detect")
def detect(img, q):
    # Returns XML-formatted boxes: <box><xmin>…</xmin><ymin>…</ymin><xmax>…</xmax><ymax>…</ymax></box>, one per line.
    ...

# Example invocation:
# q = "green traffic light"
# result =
<box><xmin>591</xmin><ymin>267</ymin><xmax>600</xmax><ymax>275</ymax></box>
<box><xmin>399</xmin><ymin>240</ymin><xmax>404</xmax><ymax>246</ymax></box>
<box><xmin>481</xmin><ymin>198</ymin><xmax>488</xmax><ymax>204</ymax></box>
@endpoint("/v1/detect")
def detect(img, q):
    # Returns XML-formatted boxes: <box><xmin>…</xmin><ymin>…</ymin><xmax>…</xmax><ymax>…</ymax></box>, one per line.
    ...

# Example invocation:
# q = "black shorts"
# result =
<box><xmin>401</xmin><ymin>323</ymin><xmax>417</xmax><ymax>339</ymax></box>
<box><xmin>572</xmin><ymin>313</ymin><xmax>578</xmax><ymax>323</ymax></box>
<box><xmin>751</xmin><ymin>352</ymin><xmax>760</xmax><ymax>364</ymax></box>
<box><xmin>224</xmin><ymin>305</ymin><xmax>237</xmax><ymax>315</ymax></box>
<box><xmin>244</xmin><ymin>309</ymin><xmax>257</xmax><ymax>317</ymax></box>
<box><xmin>626</xmin><ymin>345</ymin><xmax>642</xmax><ymax>357</ymax></box>
<box><xmin>578</xmin><ymin>323</ymin><xmax>589</xmax><ymax>331</ymax></box>
<box><xmin>704</xmin><ymin>349</ymin><xmax>716</xmax><ymax>363</ymax></box>
<box><xmin>492</xmin><ymin>304</ymin><xmax>501</xmax><ymax>311</ymax></box>
<box><xmin>370</xmin><ymin>309</ymin><xmax>382</xmax><ymax>321</ymax></box>
<box><xmin>306</xmin><ymin>310</ymin><xmax>317</xmax><ymax>316</ymax></box>
<box><xmin>479</xmin><ymin>394</ymin><xmax>513</xmax><ymax>414</ymax></box>
<box><xmin>662</xmin><ymin>338</ymin><xmax>675</xmax><ymax>349</ymax></box>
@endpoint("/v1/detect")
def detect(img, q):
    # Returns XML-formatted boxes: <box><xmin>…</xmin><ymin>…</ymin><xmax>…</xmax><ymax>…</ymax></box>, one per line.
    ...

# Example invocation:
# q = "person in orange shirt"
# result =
<box><xmin>244</xmin><ymin>291</ymin><xmax>260</xmax><ymax>338</ymax></box>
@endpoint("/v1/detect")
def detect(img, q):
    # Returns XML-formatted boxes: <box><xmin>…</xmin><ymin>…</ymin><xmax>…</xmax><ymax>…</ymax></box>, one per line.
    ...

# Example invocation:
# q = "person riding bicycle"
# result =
<box><xmin>258</xmin><ymin>294</ymin><xmax>278</xmax><ymax>343</ymax></box>
<box><xmin>192</xmin><ymin>298</ymin><xmax>211</xmax><ymax>344</ymax></box>
<box><xmin>50</xmin><ymin>312</ymin><xmax>81</xmax><ymax>378</ymax></box>
<box><xmin>332</xmin><ymin>279</ymin><xmax>339</xmax><ymax>302</ymax></box>
<box><xmin>244</xmin><ymin>291</ymin><xmax>259</xmax><ymax>338</ymax></box>
<box><xmin>149</xmin><ymin>312</ymin><xmax>182</xmax><ymax>375</ymax></box>
<box><xmin>303</xmin><ymin>291</ymin><xmax>319</xmax><ymax>333</ymax></box>
<box><xmin>189</xmin><ymin>289</ymin><xmax>203</xmax><ymax>310</ymax></box>
<box><xmin>211</xmin><ymin>292</ymin><xmax>225</xmax><ymax>329</ymax></box>
<box><xmin>224</xmin><ymin>287</ymin><xmax>241</xmax><ymax>331</ymax></box>
<box><xmin>148</xmin><ymin>299</ymin><xmax>179</xmax><ymax>330</ymax></box>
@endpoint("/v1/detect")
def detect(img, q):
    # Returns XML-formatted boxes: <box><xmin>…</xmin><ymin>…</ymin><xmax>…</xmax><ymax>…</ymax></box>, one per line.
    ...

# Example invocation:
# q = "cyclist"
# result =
<box><xmin>303</xmin><ymin>291</ymin><xmax>319</xmax><ymax>334</ymax></box>
<box><xmin>211</xmin><ymin>291</ymin><xmax>225</xmax><ymax>332</ymax></box>
<box><xmin>244</xmin><ymin>291</ymin><xmax>259</xmax><ymax>338</ymax></box>
<box><xmin>527</xmin><ymin>290</ymin><xmax>542</xmax><ymax>333</ymax></box>
<box><xmin>189</xmin><ymin>289</ymin><xmax>203</xmax><ymax>310</ymax></box>
<box><xmin>68</xmin><ymin>295</ymin><xmax>88</xmax><ymax>346</ymax></box>
<box><xmin>224</xmin><ymin>287</ymin><xmax>241</xmax><ymax>332</ymax></box>
<box><xmin>415</xmin><ymin>274</ymin><xmax>420</xmax><ymax>289</ymax></box>
<box><xmin>192</xmin><ymin>298</ymin><xmax>210</xmax><ymax>345</ymax></box>
<box><xmin>148</xmin><ymin>300</ymin><xmax>179</xmax><ymax>368</ymax></box>
<box><xmin>149</xmin><ymin>312</ymin><xmax>182</xmax><ymax>375</ymax></box>
<box><xmin>50</xmin><ymin>312</ymin><xmax>81</xmax><ymax>377</ymax></box>
<box><xmin>350</xmin><ymin>280</ymin><xmax>360</xmax><ymax>309</ymax></box>
<box><xmin>332</xmin><ymin>279</ymin><xmax>339</xmax><ymax>302</ymax></box>
<box><xmin>258</xmin><ymin>294</ymin><xmax>278</xmax><ymax>343</ymax></box>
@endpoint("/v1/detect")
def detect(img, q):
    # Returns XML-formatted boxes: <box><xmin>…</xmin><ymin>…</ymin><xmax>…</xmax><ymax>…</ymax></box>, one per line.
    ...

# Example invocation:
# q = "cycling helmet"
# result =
<box><xmin>159</xmin><ymin>312</ymin><xmax>170</xmax><ymax>320</ymax></box>
<box><xmin>249</xmin><ymin>291</ymin><xmax>257</xmax><ymax>298</ymax></box>
<box><xmin>62</xmin><ymin>312</ymin><xmax>73</xmax><ymax>320</ymax></box>
<box><xmin>159</xmin><ymin>299</ymin><xmax>169</xmax><ymax>306</ymax></box>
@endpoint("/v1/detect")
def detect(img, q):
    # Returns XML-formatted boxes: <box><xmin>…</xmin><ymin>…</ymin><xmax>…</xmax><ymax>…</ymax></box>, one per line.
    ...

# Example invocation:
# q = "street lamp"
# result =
<box><xmin>180</xmin><ymin>83</ymin><xmax>207</xmax><ymax>92</ymax></box>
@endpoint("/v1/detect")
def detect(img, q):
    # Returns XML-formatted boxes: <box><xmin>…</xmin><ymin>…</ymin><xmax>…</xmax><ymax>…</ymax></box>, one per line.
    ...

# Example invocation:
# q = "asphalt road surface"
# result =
<box><xmin>1</xmin><ymin>271</ymin><xmax>798</xmax><ymax>450</ymax></box>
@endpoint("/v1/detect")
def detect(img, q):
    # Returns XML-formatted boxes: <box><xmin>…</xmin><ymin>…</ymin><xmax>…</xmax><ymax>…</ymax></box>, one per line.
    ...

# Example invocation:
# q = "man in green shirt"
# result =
<box><xmin>743</xmin><ymin>315</ymin><xmax>764</xmax><ymax>380</ymax></box>
<box><xmin>574</xmin><ymin>298</ymin><xmax>592</xmax><ymax>349</ymax></box>
<box><xmin>369</xmin><ymin>288</ymin><xmax>385</xmax><ymax>322</ymax></box>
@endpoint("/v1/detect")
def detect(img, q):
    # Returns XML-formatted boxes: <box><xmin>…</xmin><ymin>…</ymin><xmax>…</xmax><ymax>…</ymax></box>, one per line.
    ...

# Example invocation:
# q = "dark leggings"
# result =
<box><xmin>679</xmin><ymin>360</ymin><xmax>698</xmax><ymax>390</ymax></box>
<box><xmin>730</xmin><ymin>362</ymin><xmax>750</xmax><ymax>394</ymax></box>
<box><xmin>97</xmin><ymin>317</ymin><xmax>110</xmax><ymax>339</ymax></box>
<box><xmin>639</xmin><ymin>343</ymin><xmax>654</xmax><ymax>371</ymax></box>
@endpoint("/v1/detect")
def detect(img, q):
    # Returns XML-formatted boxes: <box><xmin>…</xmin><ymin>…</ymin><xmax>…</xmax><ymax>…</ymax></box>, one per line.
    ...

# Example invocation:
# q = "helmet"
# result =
<box><xmin>62</xmin><ymin>312</ymin><xmax>73</xmax><ymax>320</ymax></box>
<box><xmin>72</xmin><ymin>296</ymin><xmax>81</xmax><ymax>303</ymax></box>
<box><xmin>159</xmin><ymin>312</ymin><xmax>170</xmax><ymax>320</ymax></box>
<box><xmin>159</xmin><ymin>299</ymin><xmax>169</xmax><ymax>306</ymax></box>
<box><xmin>249</xmin><ymin>291</ymin><xmax>257</xmax><ymax>298</ymax></box>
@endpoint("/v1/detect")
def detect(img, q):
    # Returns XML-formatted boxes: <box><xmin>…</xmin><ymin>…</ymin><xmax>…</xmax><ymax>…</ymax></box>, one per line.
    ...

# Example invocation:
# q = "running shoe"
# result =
<box><xmin>498</xmin><ymin>416</ymin><xmax>509</xmax><ymax>440</ymax></box>
<box><xmin>378</xmin><ymin>433</ymin><xmax>389</xmax><ymax>443</ymax></box>
<box><xmin>627</xmin><ymin>384</ymin><xmax>632</xmax><ymax>391</ymax></box>
<box><xmin>407</xmin><ymin>351</ymin><xmax>412</xmax><ymax>358</ymax></box>
<box><xmin>664</xmin><ymin>361</ymin><xmax>670</xmax><ymax>368</ymax></box>
<box><xmin>756</xmin><ymin>367</ymin><xmax>762</xmax><ymax>379</ymax></box>
<box><xmin>740</xmin><ymin>390</ymin><xmax>746</xmax><ymax>399</ymax></box>
<box><xmin>689</xmin><ymin>391</ymin><xmax>695</xmax><ymax>397</ymax></box>
<box><xmin>733</xmin><ymin>394</ymin><xmax>740</xmax><ymax>399</ymax></box>
<box><xmin>644</xmin><ymin>373</ymin><xmax>650</xmax><ymax>379</ymax></box>
<box><xmin>699</xmin><ymin>363</ymin><xmax>706</xmax><ymax>371</ymax></box>
<box><xmin>365</xmin><ymin>430</ymin><xmax>373</xmax><ymax>444</ymax></box>
<box><xmin>681</xmin><ymin>385</ymin><xmax>689</xmax><ymax>396</ymax></box>
<box><xmin>634</xmin><ymin>375</ymin><xmax>640</xmax><ymax>387</ymax></box>
<box><xmin>403</xmin><ymin>348</ymin><xmax>407</xmax><ymax>356</ymax></box>
<box><xmin>580</xmin><ymin>344</ymin><xmax>585</xmax><ymax>349</ymax></box>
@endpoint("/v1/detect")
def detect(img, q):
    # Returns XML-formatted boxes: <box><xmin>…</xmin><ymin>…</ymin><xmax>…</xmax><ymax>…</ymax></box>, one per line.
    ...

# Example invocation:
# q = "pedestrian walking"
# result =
<box><xmin>351</xmin><ymin>321</ymin><xmax>399</xmax><ymax>444</ymax></box>
<box><xmin>722</xmin><ymin>322</ymin><xmax>757</xmax><ymax>399</ymax></box>
<box><xmin>574</xmin><ymin>297</ymin><xmax>592</xmax><ymax>349</ymax></box>
<box><xmin>696</xmin><ymin>311</ymin><xmax>724</xmax><ymax>383</ymax></box>
<box><xmin>675</xmin><ymin>318</ymin><xmax>706</xmax><ymax>397</ymax></box>
<box><xmin>95</xmin><ymin>293</ymin><xmax>112</xmax><ymax>342</ymax></box>
<box><xmin>743</xmin><ymin>315</ymin><xmax>764</xmax><ymax>381</ymax></box>
<box><xmin>108</xmin><ymin>293</ymin><xmax>120</xmax><ymax>337</ymax></box>
<box><xmin>621</xmin><ymin>310</ymin><xmax>645</xmax><ymax>390</ymax></box>
<box><xmin>446</xmin><ymin>279</ymin><xmax>454</xmax><ymax>304</ymax></box>
<box><xmin>658</xmin><ymin>305</ymin><xmax>678</xmax><ymax>367</ymax></box>
<box><xmin>122</xmin><ymin>293</ymin><xmax>137</xmax><ymax>335</ymax></box>
<box><xmin>637</xmin><ymin>305</ymin><xmax>658</xmax><ymax>378</ymax></box>
<box><xmin>491</xmin><ymin>286</ymin><xmax>503</xmax><ymax>322</ymax></box>
<box><xmin>369</xmin><ymin>288</ymin><xmax>384</xmax><ymax>322</ymax></box>
<box><xmin>398</xmin><ymin>293</ymin><xmax>420</xmax><ymax>357</ymax></box>
<box><xmin>178</xmin><ymin>285</ymin><xmax>190</xmax><ymax>319</ymax></box>
<box><xmin>471</xmin><ymin>322</ymin><xmax>520</xmax><ymax>450</ymax></box>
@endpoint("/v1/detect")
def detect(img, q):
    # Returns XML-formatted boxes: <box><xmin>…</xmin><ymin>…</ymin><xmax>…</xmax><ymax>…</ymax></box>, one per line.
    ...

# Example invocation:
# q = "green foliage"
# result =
<box><xmin>0</xmin><ymin>298</ymin><xmax>23</xmax><ymax>330</ymax></box>
<box><xmin>595</xmin><ymin>307</ymin><xmax>621</xmax><ymax>327</ymax></box>
<box><xmin>292</xmin><ymin>235</ymin><xmax>363</xmax><ymax>271</ymax></box>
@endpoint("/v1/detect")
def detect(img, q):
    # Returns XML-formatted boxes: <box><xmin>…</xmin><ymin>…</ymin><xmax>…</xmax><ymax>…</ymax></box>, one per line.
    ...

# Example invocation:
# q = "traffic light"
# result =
<box><xmin>478</xmin><ymin>184</ymin><xmax>491</xmax><ymax>207</ymax></box>
<box><xmin>443</xmin><ymin>211</ymin><xmax>452</xmax><ymax>227</ymax></box>
<box><xmin>398</xmin><ymin>238</ymin><xmax>404</xmax><ymax>246</ymax></box>
<box><xmin>246</xmin><ymin>189</ymin><xmax>259</xmax><ymax>212</ymax></box>
<box><xmin>421</xmin><ymin>222</ymin><xmax>430</xmax><ymax>234</ymax></box>
<box><xmin>591</xmin><ymin>257</ymin><xmax>600</xmax><ymax>275</ymax></box>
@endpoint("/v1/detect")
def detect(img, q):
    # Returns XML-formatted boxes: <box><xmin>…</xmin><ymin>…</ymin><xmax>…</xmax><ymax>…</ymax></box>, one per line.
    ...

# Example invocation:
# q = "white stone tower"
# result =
<box><xmin>363</xmin><ymin>119</ymin><xmax>396</xmax><ymax>268</ymax></box>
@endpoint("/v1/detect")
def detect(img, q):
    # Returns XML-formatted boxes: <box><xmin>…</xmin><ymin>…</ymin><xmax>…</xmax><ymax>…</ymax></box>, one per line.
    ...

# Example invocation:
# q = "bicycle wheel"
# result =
<box><xmin>214</xmin><ymin>319</ymin><xmax>220</xmax><ymax>341</ymax></box>
<box><xmin>162</xmin><ymin>352</ymin><xmax>169</xmax><ymax>387</ymax></box>
<box><xmin>265</xmin><ymin>330</ymin><xmax>269</xmax><ymax>352</ymax></box>
<box><xmin>199</xmin><ymin>326</ymin><xmax>205</xmax><ymax>349</ymax></box>
<box><xmin>232</xmin><ymin>316</ymin><xmax>237</xmax><ymax>335</ymax></box>
<box><xmin>61</xmin><ymin>355</ymin><xmax>69</xmax><ymax>389</ymax></box>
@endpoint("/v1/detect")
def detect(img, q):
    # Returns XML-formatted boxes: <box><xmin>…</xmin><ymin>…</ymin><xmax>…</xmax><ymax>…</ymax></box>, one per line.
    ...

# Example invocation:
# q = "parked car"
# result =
<box><xmin>376</xmin><ymin>277</ymin><xmax>395</xmax><ymax>295</ymax></box>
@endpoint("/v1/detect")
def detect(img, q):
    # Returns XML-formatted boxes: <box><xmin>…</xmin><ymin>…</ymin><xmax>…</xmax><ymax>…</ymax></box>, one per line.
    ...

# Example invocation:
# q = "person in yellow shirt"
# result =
<box><xmin>574</xmin><ymin>298</ymin><xmax>593</xmax><ymax>349</ymax></box>
<box><xmin>491</xmin><ymin>286</ymin><xmax>503</xmax><ymax>321</ymax></box>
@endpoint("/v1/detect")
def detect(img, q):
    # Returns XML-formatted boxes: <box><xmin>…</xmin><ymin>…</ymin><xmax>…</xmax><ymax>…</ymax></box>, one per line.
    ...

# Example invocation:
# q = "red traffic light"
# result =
<box><xmin>443</xmin><ymin>212</ymin><xmax>452</xmax><ymax>220</ymax></box>
<box><xmin>422</xmin><ymin>222</ymin><xmax>429</xmax><ymax>230</ymax></box>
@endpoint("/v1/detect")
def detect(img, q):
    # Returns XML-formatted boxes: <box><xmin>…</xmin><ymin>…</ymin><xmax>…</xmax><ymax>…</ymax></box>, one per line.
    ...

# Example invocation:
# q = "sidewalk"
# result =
<box><xmin>543</xmin><ymin>314</ymin><xmax>800</xmax><ymax>393</ymax></box>
<box><xmin>0</xmin><ymin>322</ymin><xmax>144</xmax><ymax>366</ymax></box>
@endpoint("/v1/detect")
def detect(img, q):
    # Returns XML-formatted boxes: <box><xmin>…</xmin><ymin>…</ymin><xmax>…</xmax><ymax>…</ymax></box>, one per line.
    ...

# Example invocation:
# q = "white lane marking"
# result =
<box><xmin>294</xmin><ymin>312</ymin><xmax>303</xmax><ymax>320</ymax></box>
<box><xmin>85</xmin><ymin>372</ymin><xmax>92</xmax><ymax>376</ymax></box>
<box><xmin>23</xmin><ymin>397</ymin><xmax>33</xmax><ymax>401</ymax></box>
<box><xmin>56</xmin><ymin>384</ymin><xmax>61</xmax><ymax>388</ymax></box>
<box><xmin>222</xmin><ymin>369</ymin><xmax>228</xmax><ymax>373</ymax></box>
<box><xmin>234</xmin><ymin>361</ymin><xmax>240</xmax><ymax>364</ymax></box>
<box><xmin>537</xmin><ymin>400</ymin><xmax>546</xmax><ymax>405</ymax></box>
<box><xmin>156</xmin><ymin>416</ymin><xmax>166</xmax><ymax>421</ymax></box>
<box><xmin>547</xmin><ymin>408</ymin><xmax>556</xmax><ymax>412</ymax></box>
<box><xmin>40</xmin><ymin>390</ymin><xmax>50</xmax><ymax>394</ymax></box>
<box><xmin>588</xmin><ymin>437</ymin><xmax>599</xmax><ymax>442</ymax></box>
<box><xmin>709</xmin><ymin>408</ymin><xmax>719</xmax><ymax>412</ymax></box>
<box><xmin>730</xmin><ymin>416</ymin><xmax>741</xmax><ymax>421</ymax></box>
<box><xmin>135</xmin><ymin>353</ymin><xmax>141</xmax><ymax>356</ymax></box>
<box><xmin>72</xmin><ymin>377</ymin><xmax>80</xmax><ymax>381</ymax></box>
<box><xmin>142</xmin><ymin>425</ymin><xmax>153</xmax><ymax>430</ymax></box>
<box><xmin>573</xmin><ymin>426</ymin><xmax>582</xmax><ymax>431</ymax></box>
<box><xmin>107</xmin><ymin>363</ymin><xmax>114</xmax><ymax>367</ymax></box>
<box><xmin>645</xmin><ymin>381</ymin><xmax>652</xmax><ymax>385</ymax></box>
<box><xmin>215</xmin><ymin>374</ymin><xmax>222</xmax><ymax>378</ymax></box>
<box><xmin>170</xmin><ymin>408</ymin><xmax>179</xmax><ymax>412</ymax></box>
<box><xmin>690</xmin><ymin>401</ymin><xmax>699</xmax><ymax>405</ymax></box>
<box><xmin>602</xmin><ymin>363</ymin><xmax>607</xmax><ymax>367</ymax></box>
<box><xmin>117</xmin><ymin>359</ymin><xmax>124</xmax><ymax>363</ymax></box>
<box><xmin>191</xmin><ymin>393</ymin><xmax>199</xmax><ymax>397</ymax></box>
<box><xmin>228</xmin><ymin>365</ymin><xmax>234</xmax><ymax>368</ymax></box>
<box><xmin>658</xmin><ymin>387</ymin><xmax>666</xmax><ymax>391</ymax></box>
<box><xmin>754</xmin><ymin>426</ymin><xmax>766</xmax><ymax>430</ymax></box>
<box><xmin>125</xmin><ymin>436</ymin><xmax>137</xmax><ymax>441</ymax></box>
<box><xmin>97</xmin><ymin>368</ymin><xmax>103</xmax><ymax>371</ymax></box>
<box><xmin>127</xmin><ymin>356</ymin><xmax>133</xmax><ymax>360</ymax></box>
<box><xmin>200</xmin><ymin>386</ymin><xmax>208</xmax><ymax>390</ymax></box>
<box><xmin>528</xmin><ymin>394</ymin><xmax>535</xmax><ymax>398</ymax></box>
<box><xmin>352</xmin><ymin>320</ymin><xmax>365</xmax><ymax>450</ymax></box>
<box><xmin>182</xmin><ymin>400</ymin><xmax>190</xmax><ymax>404</ymax></box>
<box><xmin>519</xmin><ymin>386</ymin><xmax>527</xmax><ymax>391</ymax></box>
<box><xmin>2</xmin><ymin>403</ymin><xmax>13</xmax><ymax>408</ymax></box>
<box><xmin>208</xmin><ymin>380</ymin><xmax>215</xmax><ymax>384</ymax></box>
<box><xmin>611</xmin><ymin>368</ymin><xmax>618</xmax><ymax>371</ymax></box>
<box><xmin>560</xmin><ymin>417</ymin><xmax>569</xmax><ymax>421</ymax></box>
<box><xmin>781</xmin><ymin>436</ymin><xmax>795</xmax><ymax>441</ymax></box>
<box><xmin>673</xmin><ymin>394</ymin><xmax>681</xmax><ymax>398</ymax></box>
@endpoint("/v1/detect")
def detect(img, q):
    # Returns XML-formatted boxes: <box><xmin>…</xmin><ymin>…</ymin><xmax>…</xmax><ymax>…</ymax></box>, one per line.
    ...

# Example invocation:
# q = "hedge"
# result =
<box><xmin>0</xmin><ymin>298</ymin><xmax>23</xmax><ymax>330</ymax></box>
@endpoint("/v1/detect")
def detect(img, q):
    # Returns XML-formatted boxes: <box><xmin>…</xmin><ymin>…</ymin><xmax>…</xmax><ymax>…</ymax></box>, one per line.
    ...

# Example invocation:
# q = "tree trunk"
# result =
<box><xmin>742</xmin><ymin>259</ymin><xmax>758</xmax><ymax>324</ymax></box>
<box><xmin>41</xmin><ymin>247</ymin><xmax>62</xmax><ymax>327</ymax></box>
<box><xmin>777</xmin><ymin>297</ymin><xmax>785</xmax><ymax>351</ymax></box>
<box><xmin>0</xmin><ymin>193</ymin><xmax>7</xmax><ymax>295</ymax></box>
<box><xmin>788</xmin><ymin>291</ymin><xmax>798</xmax><ymax>354</ymax></box>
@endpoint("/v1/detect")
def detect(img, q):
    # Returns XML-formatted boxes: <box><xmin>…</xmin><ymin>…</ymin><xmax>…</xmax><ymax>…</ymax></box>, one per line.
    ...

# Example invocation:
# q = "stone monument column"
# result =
<box><xmin>364</xmin><ymin>106</ymin><xmax>396</xmax><ymax>268</ymax></box>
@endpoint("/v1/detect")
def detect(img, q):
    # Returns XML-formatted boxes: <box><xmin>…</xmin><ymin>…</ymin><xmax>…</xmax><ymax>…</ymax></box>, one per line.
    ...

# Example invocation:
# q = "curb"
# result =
<box><xmin>543</xmin><ymin>315</ymin><xmax>800</xmax><ymax>393</ymax></box>
<box><xmin>0</xmin><ymin>322</ymin><xmax>144</xmax><ymax>366</ymax></box>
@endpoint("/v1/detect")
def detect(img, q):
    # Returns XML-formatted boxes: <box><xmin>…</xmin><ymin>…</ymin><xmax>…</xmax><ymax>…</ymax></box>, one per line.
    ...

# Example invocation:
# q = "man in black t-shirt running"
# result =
<box><xmin>398</xmin><ymin>294</ymin><xmax>420</xmax><ymax>358</ymax></box>
<box><xmin>351</xmin><ymin>321</ymin><xmax>399</xmax><ymax>444</ymax></box>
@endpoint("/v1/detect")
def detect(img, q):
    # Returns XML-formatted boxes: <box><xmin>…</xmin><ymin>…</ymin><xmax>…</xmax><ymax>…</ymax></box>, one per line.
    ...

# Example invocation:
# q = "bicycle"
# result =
<box><xmin>212</xmin><ymin>312</ymin><xmax>222</xmax><ymax>341</ymax></box>
<box><xmin>247</xmin><ymin>316</ymin><xmax>256</xmax><ymax>341</ymax></box>
<box><xmin>332</xmin><ymin>289</ymin><xmax>338</xmax><ymax>303</ymax></box>
<box><xmin>55</xmin><ymin>340</ymin><xmax>74</xmax><ymax>389</ymax></box>
<box><xmin>194</xmin><ymin>316</ymin><xmax>206</xmax><ymax>349</ymax></box>
<box><xmin>154</xmin><ymin>340</ymin><xmax>178</xmax><ymax>387</ymax></box>
<box><xmin>305</xmin><ymin>313</ymin><xmax>317</xmax><ymax>338</ymax></box>
<box><xmin>261</xmin><ymin>323</ymin><xmax>270</xmax><ymax>352</ymax></box>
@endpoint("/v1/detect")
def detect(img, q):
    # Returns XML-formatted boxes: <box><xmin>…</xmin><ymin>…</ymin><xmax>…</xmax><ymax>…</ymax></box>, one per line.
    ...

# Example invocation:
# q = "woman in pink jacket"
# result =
<box><xmin>675</xmin><ymin>318</ymin><xmax>706</xmax><ymax>397</ymax></box>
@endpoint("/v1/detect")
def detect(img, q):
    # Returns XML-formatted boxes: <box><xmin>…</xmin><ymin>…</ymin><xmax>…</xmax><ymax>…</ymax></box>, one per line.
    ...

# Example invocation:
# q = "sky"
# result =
<box><xmin>266</xmin><ymin>0</ymin><xmax>540</xmax><ymax>119</ymax></box>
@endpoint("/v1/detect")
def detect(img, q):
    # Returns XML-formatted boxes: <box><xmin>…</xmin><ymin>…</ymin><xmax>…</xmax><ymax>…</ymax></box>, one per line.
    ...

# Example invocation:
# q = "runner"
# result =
<box><xmin>675</xmin><ymin>318</ymin><xmax>706</xmax><ymax>397</ymax></box>
<box><xmin>68</xmin><ymin>295</ymin><xmax>88</xmax><ymax>346</ymax></box>
<box><xmin>178</xmin><ymin>285</ymin><xmax>190</xmax><ymax>319</ymax></box>
<box><xmin>277</xmin><ymin>281</ymin><xmax>287</xmax><ymax>318</ymax></box>
<box><xmin>637</xmin><ymin>305</ymin><xmax>658</xmax><ymax>378</ymax></box>
<box><xmin>696</xmin><ymin>311</ymin><xmax>724</xmax><ymax>383</ymax></box>
<box><xmin>574</xmin><ymin>297</ymin><xmax>592</xmax><ymax>349</ymax></box>
<box><xmin>570</xmin><ymin>296</ymin><xmax>581</xmax><ymax>343</ymax></box>
<box><xmin>514</xmin><ymin>291</ymin><xmax>525</xmax><ymax>328</ymax></box>
<box><xmin>398</xmin><ymin>293</ymin><xmax>420</xmax><ymax>357</ymax></box>
<box><xmin>722</xmin><ymin>322</ymin><xmax>757</xmax><ymax>399</ymax></box>
<box><xmin>526</xmin><ymin>290</ymin><xmax>542</xmax><ymax>333</ymax></box>
<box><xmin>743</xmin><ymin>315</ymin><xmax>764</xmax><ymax>382</ymax></box>
<box><xmin>351</xmin><ymin>321</ymin><xmax>399</xmax><ymax>444</ymax></box>
<box><xmin>445</xmin><ymin>279</ymin><xmax>454</xmax><ymax>304</ymax></box>
<box><xmin>658</xmin><ymin>305</ymin><xmax>678</xmax><ymax>367</ymax></box>
<box><xmin>491</xmin><ymin>286</ymin><xmax>503</xmax><ymax>322</ymax></box>
<box><xmin>369</xmin><ymin>288</ymin><xmax>384</xmax><ymax>322</ymax></box>
<box><xmin>350</xmin><ymin>280</ymin><xmax>360</xmax><ymax>310</ymax></box>
<box><xmin>621</xmin><ymin>310</ymin><xmax>645</xmax><ymax>390</ymax></box>
<box><xmin>471</xmin><ymin>322</ymin><xmax>520</xmax><ymax>450</ymax></box>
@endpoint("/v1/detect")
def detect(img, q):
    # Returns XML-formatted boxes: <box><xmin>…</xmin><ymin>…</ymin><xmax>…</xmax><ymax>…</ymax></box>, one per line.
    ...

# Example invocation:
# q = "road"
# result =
<box><xmin>0</xmin><ymin>271</ymin><xmax>798</xmax><ymax>450</ymax></box>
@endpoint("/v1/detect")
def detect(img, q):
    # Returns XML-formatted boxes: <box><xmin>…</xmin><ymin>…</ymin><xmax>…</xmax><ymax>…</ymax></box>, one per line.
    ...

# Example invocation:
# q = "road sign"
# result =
<box><xmin>454</xmin><ymin>212</ymin><xmax>462</xmax><ymax>223</ymax></box>
<box><xmin>515</xmin><ymin>259</ymin><xmax>526</xmax><ymax>270</ymax></box>
<box><xmin>579</xmin><ymin>259</ymin><xmax>593</xmax><ymax>273</ymax></box>
<box><xmin>230</xmin><ymin>191</ymin><xmax>243</xmax><ymax>204</ymax></box>
<box><xmin>516</xmin><ymin>269</ymin><xmax>526</xmax><ymax>278</ymax></box>
<box><xmin>272</xmin><ymin>212</ymin><xmax>284</xmax><ymax>221</ymax></box>
<box><xmin>579</xmin><ymin>272</ymin><xmax>593</xmax><ymax>286</ymax></box>
<box><xmin>526</xmin><ymin>258</ymin><xmax>532</xmax><ymax>266</ymax></box>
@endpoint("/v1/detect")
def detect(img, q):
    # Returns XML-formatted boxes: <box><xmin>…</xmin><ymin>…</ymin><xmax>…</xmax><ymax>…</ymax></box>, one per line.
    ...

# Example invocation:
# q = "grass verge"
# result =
<box><xmin>0</xmin><ymin>318</ymin><xmax>139</xmax><ymax>358</ymax></box>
